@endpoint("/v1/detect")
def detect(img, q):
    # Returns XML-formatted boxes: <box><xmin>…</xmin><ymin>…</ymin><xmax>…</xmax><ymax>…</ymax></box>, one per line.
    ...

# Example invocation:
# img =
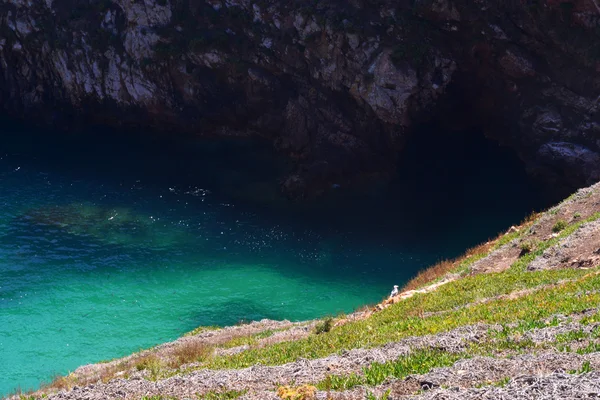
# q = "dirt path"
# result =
<box><xmin>529</xmin><ymin>219</ymin><xmax>600</xmax><ymax>271</ymax></box>
<box><xmin>470</xmin><ymin>182</ymin><xmax>600</xmax><ymax>275</ymax></box>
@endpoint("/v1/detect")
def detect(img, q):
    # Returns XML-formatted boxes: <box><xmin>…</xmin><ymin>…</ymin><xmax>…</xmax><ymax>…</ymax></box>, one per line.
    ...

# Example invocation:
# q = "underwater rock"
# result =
<box><xmin>22</xmin><ymin>203</ymin><xmax>189</xmax><ymax>249</ymax></box>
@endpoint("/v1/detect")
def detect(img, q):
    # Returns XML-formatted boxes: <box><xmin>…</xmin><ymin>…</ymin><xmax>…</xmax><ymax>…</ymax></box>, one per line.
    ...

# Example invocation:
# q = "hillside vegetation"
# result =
<box><xmin>10</xmin><ymin>182</ymin><xmax>600</xmax><ymax>400</ymax></box>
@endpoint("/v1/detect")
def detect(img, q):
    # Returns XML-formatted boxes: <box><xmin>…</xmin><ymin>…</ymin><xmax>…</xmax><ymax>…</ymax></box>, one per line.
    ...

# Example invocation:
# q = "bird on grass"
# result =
<box><xmin>389</xmin><ymin>285</ymin><xmax>399</xmax><ymax>298</ymax></box>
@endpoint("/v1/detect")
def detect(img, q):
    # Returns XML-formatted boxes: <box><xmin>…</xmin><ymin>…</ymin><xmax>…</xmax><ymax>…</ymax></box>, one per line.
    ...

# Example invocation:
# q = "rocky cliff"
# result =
<box><xmin>1</xmin><ymin>0</ymin><xmax>599</xmax><ymax>198</ymax></box>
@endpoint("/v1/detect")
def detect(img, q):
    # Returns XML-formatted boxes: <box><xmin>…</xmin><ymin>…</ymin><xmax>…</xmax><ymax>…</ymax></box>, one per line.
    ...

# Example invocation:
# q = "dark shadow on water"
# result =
<box><xmin>0</xmin><ymin>116</ymin><xmax>288</xmax><ymax>195</ymax></box>
<box><xmin>281</xmin><ymin>124</ymin><xmax>556</xmax><ymax>260</ymax></box>
<box><xmin>0</xmin><ymin>118</ymin><xmax>558</xmax><ymax>289</ymax></box>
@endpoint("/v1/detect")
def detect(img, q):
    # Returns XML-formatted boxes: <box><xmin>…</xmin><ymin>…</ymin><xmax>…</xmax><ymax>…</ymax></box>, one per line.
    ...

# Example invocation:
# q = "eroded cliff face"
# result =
<box><xmin>0</xmin><ymin>0</ymin><xmax>599</xmax><ymax>198</ymax></box>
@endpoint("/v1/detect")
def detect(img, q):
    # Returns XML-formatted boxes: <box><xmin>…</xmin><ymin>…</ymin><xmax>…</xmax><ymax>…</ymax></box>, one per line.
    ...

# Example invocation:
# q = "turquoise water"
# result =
<box><xmin>0</xmin><ymin>121</ymin><xmax>550</xmax><ymax>395</ymax></box>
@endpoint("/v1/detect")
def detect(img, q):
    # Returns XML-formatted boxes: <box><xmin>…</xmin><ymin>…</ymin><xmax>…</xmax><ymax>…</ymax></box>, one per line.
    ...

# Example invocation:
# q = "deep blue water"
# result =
<box><xmin>0</xmin><ymin>120</ymin><xmax>551</xmax><ymax>395</ymax></box>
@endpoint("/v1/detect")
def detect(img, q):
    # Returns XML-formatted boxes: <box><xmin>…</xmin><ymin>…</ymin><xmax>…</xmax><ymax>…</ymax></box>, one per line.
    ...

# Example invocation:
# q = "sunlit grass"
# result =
<box><xmin>316</xmin><ymin>349</ymin><xmax>462</xmax><ymax>390</ymax></box>
<box><xmin>197</xmin><ymin>267</ymin><xmax>600</xmax><ymax>370</ymax></box>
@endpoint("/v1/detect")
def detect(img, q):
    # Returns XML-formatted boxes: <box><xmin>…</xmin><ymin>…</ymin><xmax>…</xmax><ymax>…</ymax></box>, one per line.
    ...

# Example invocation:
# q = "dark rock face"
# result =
<box><xmin>0</xmin><ymin>0</ymin><xmax>599</xmax><ymax>198</ymax></box>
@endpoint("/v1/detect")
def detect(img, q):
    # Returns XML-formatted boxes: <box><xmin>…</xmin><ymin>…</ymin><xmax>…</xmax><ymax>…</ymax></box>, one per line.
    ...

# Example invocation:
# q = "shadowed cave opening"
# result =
<box><xmin>0</xmin><ymin>115</ymin><xmax>558</xmax><ymax>265</ymax></box>
<box><xmin>304</xmin><ymin>121</ymin><xmax>557</xmax><ymax>257</ymax></box>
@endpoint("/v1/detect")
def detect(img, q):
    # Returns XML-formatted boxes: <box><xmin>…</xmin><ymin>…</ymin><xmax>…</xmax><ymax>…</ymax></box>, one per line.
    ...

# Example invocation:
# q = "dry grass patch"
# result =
<box><xmin>169</xmin><ymin>340</ymin><xmax>213</xmax><ymax>368</ymax></box>
<box><xmin>402</xmin><ymin>240</ymin><xmax>493</xmax><ymax>292</ymax></box>
<box><xmin>402</xmin><ymin>213</ymin><xmax>541</xmax><ymax>291</ymax></box>
<box><xmin>135</xmin><ymin>353</ymin><xmax>163</xmax><ymax>380</ymax></box>
<box><xmin>46</xmin><ymin>374</ymin><xmax>74</xmax><ymax>391</ymax></box>
<box><xmin>402</xmin><ymin>259</ymin><xmax>455</xmax><ymax>292</ymax></box>
<box><xmin>93</xmin><ymin>363</ymin><xmax>130</xmax><ymax>384</ymax></box>
<box><xmin>277</xmin><ymin>384</ymin><xmax>317</xmax><ymax>400</ymax></box>
<box><xmin>32</xmin><ymin>358</ymin><xmax>133</xmax><ymax>396</ymax></box>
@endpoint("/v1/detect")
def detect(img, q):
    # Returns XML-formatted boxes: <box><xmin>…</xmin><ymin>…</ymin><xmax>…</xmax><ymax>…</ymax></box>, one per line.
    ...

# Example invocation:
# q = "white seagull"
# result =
<box><xmin>389</xmin><ymin>285</ymin><xmax>399</xmax><ymax>298</ymax></box>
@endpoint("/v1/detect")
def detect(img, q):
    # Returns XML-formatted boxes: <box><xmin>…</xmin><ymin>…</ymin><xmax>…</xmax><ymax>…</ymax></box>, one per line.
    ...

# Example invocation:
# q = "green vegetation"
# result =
<box><xmin>135</xmin><ymin>354</ymin><xmax>162</xmax><ymax>381</ymax></box>
<box><xmin>197</xmin><ymin>390</ymin><xmax>247</xmax><ymax>399</ymax></box>
<box><xmin>312</xmin><ymin>314</ymin><xmax>599</xmax><ymax>392</ymax></box>
<box><xmin>494</xmin><ymin>377</ymin><xmax>511</xmax><ymax>387</ymax></box>
<box><xmin>366</xmin><ymin>390</ymin><xmax>391</xmax><ymax>400</ymax></box>
<box><xmin>221</xmin><ymin>329</ymin><xmax>279</xmax><ymax>348</ymax></box>
<box><xmin>569</xmin><ymin>360</ymin><xmax>592</xmax><ymax>374</ymax></box>
<box><xmin>453</xmin><ymin>252</ymin><xmax>486</xmax><ymax>276</ymax></box>
<box><xmin>493</xmin><ymin>229</ymin><xmax>523</xmax><ymax>249</ymax></box>
<box><xmin>314</xmin><ymin>317</ymin><xmax>333</xmax><ymax>334</ymax></box>
<box><xmin>221</xmin><ymin>335</ymin><xmax>258</xmax><ymax>349</ymax></box>
<box><xmin>195</xmin><ymin>267</ymin><xmax>597</xmax><ymax>372</ymax></box>
<box><xmin>317</xmin><ymin>349</ymin><xmax>461</xmax><ymax>390</ymax></box>
<box><xmin>575</xmin><ymin>342</ymin><xmax>600</xmax><ymax>355</ymax></box>
<box><xmin>555</xmin><ymin>329</ymin><xmax>588</xmax><ymax>343</ymax></box>
<box><xmin>475</xmin><ymin>377</ymin><xmax>511</xmax><ymax>388</ymax></box>
<box><xmin>255</xmin><ymin>329</ymin><xmax>276</xmax><ymax>339</ymax></box>
<box><xmin>312</xmin><ymin>311</ymin><xmax>600</xmax><ymax>393</ymax></box>
<box><xmin>552</xmin><ymin>219</ymin><xmax>568</xmax><ymax>233</ymax></box>
<box><xmin>519</xmin><ymin>240</ymin><xmax>535</xmax><ymax>255</ymax></box>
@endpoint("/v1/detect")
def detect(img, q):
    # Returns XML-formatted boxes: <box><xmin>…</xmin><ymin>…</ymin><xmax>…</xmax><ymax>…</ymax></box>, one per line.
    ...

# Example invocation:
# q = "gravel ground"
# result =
<box><xmin>34</xmin><ymin>324</ymin><xmax>490</xmax><ymax>399</ymax></box>
<box><xmin>27</xmin><ymin>314</ymin><xmax>600</xmax><ymax>400</ymax></box>
<box><xmin>528</xmin><ymin>219</ymin><xmax>600</xmax><ymax>271</ymax></box>
<box><xmin>66</xmin><ymin>319</ymin><xmax>311</xmax><ymax>385</ymax></box>
<box><xmin>312</xmin><ymin>351</ymin><xmax>600</xmax><ymax>400</ymax></box>
<box><xmin>409</xmin><ymin>371</ymin><xmax>600</xmax><ymax>400</ymax></box>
